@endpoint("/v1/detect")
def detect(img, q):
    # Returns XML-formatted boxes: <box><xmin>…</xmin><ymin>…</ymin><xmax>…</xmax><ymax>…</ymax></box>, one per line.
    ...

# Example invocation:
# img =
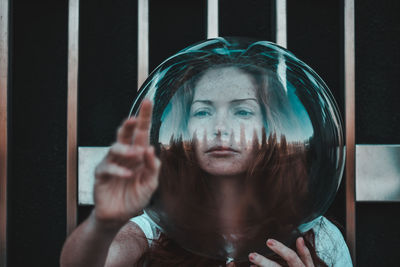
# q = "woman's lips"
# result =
<box><xmin>205</xmin><ymin>146</ymin><xmax>239</xmax><ymax>156</ymax></box>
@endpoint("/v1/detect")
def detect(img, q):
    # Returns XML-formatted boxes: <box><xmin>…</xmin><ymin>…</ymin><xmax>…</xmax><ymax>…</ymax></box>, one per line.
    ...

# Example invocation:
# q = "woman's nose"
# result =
<box><xmin>213</xmin><ymin>115</ymin><xmax>230</xmax><ymax>137</ymax></box>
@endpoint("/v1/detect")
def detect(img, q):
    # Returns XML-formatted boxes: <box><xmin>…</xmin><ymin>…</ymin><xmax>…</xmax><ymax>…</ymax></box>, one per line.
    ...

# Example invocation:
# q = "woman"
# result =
<box><xmin>60</xmin><ymin>40</ymin><xmax>352</xmax><ymax>266</ymax></box>
<box><xmin>136</xmin><ymin>64</ymin><xmax>310</xmax><ymax>265</ymax></box>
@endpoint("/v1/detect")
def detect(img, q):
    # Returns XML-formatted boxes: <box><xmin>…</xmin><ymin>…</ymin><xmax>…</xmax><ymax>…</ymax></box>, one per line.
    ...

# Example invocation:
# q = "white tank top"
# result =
<box><xmin>130</xmin><ymin>213</ymin><xmax>353</xmax><ymax>266</ymax></box>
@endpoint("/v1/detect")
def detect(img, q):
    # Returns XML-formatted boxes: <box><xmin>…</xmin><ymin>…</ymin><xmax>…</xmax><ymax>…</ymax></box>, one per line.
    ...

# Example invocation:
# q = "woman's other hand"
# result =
<box><xmin>93</xmin><ymin>99</ymin><xmax>161</xmax><ymax>227</ymax></box>
<box><xmin>248</xmin><ymin>237</ymin><xmax>314</xmax><ymax>267</ymax></box>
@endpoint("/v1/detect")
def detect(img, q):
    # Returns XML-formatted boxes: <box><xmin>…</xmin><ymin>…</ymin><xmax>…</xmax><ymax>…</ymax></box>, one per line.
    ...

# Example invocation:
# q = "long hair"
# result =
<box><xmin>135</xmin><ymin>136</ymin><xmax>328</xmax><ymax>266</ymax></box>
<box><xmin>136</xmin><ymin>59</ymin><xmax>329</xmax><ymax>266</ymax></box>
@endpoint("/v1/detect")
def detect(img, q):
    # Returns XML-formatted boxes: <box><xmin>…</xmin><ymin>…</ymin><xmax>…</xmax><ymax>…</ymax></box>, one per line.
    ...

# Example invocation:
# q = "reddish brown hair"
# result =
<box><xmin>135</xmin><ymin>131</ymin><xmax>328</xmax><ymax>266</ymax></box>
<box><xmin>137</xmin><ymin>56</ymin><xmax>329</xmax><ymax>266</ymax></box>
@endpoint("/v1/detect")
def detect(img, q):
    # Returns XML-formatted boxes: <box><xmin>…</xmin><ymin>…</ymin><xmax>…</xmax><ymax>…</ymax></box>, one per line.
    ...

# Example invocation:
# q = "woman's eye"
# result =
<box><xmin>193</xmin><ymin>110</ymin><xmax>211</xmax><ymax>117</ymax></box>
<box><xmin>235</xmin><ymin>109</ymin><xmax>254</xmax><ymax>117</ymax></box>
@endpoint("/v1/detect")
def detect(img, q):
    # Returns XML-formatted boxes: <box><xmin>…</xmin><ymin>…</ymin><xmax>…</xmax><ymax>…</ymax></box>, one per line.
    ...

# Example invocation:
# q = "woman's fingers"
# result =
<box><xmin>143</xmin><ymin>147</ymin><xmax>156</xmax><ymax>172</ymax></box>
<box><xmin>132</xmin><ymin>99</ymin><xmax>152</xmax><ymax>147</ymax></box>
<box><xmin>296</xmin><ymin>237</ymin><xmax>314</xmax><ymax>267</ymax></box>
<box><xmin>112</xmin><ymin>100</ymin><xmax>153</xmax><ymax>170</ymax></box>
<box><xmin>266</xmin><ymin>239</ymin><xmax>306</xmax><ymax>267</ymax></box>
<box><xmin>95</xmin><ymin>162</ymin><xmax>133</xmax><ymax>180</ymax></box>
<box><xmin>115</xmin><ymin>99</ymin><xmax>152</xmax><ymax>147</ymax></box>
<box><xmin>108</xmin><ymin>143</ymin><xmax>145</xmax><ymax>169</ymax></box>
<box><xmin>103</xmin><ymin>143</ymin><xmax>160</xmax><ymax>186</ymax></box>
<box><xmin>117</xmin><ymin>117</ymin><xmax>137</xmax><ymax>145</ymax></box>
<box><xmin>249</xmin><ymin>237</ymin><xmax>314</xmax><ymax>267</ymax></box>
<box><xmin>141</xmin><ymin>147</ymin><xmax>161</xmax><ymax>190</ymax></box>
<box><xmin>248</xmin><ymin>252</ymin><xmax>281</xmax><ymax>267</ymax></box>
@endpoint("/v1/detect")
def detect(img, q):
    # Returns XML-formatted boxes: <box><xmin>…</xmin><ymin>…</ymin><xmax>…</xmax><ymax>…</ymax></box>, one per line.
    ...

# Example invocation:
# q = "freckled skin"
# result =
<box><xmin>188</xmin><ymin>67</ymin><xmax>264</xmax><ymax>176</ymax></box>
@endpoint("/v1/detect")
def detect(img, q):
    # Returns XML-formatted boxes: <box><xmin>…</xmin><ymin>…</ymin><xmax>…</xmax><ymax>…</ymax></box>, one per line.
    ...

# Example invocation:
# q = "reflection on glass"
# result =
<box><xmin>129</xmin><ymin>37</ymin><xmax>345</xmax><ymax>261</ymax></box>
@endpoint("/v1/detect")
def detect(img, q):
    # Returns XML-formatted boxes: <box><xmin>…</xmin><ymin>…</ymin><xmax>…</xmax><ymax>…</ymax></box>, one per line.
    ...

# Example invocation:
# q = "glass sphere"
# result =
<box><xmin>129</xmin><ymin>37</ymin><xmax>345</xmax><ymax>262</ymax></box>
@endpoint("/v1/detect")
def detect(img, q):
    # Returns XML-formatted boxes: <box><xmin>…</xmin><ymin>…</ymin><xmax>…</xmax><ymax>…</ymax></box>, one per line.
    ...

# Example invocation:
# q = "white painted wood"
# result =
<box><xmin>275</xmin><ymin>0</ymin><xmax>286</xmax><ymax>48</ymax></box>
<box><xmin>0</xmin><ymin>0</ymin><xmax>9</xmax><ymax>264</ymax></box>
<box><xmin>67</xmin><ymin>0</ymin><xmax>79</xmax><ymax>235</ymax></box>
<box><xmin>344</xmin><ymin>0</ymin><xmax>356</xmax><ymax>261</ymax></box>
<box><xmin>138</xmin><ymin>0</ymin><xmax>149</xmax><ymax>89</ymax></box>
<box><xmin>207</xmin><ymin>0</ymin><xmax>219</xmax><ymax>38</ymax></box>
<box><xmin>78</xmin><ymin>147</ymin><xmax>109</xmax><ymax>205</ymax></box>
<box><xmin>356</xmin><ymin>145</ymin><xmax>400</xmax><ymax>201</ymax></box>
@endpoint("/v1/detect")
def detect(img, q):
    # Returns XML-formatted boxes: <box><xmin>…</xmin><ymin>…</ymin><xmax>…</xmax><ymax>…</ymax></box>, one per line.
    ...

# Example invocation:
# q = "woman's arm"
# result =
<box><xmin>104</xmin><ymin>221</ymin><xmax>149</xmax><ymax>267</ymax></box>
<box><xmin>60</xmin><ymin>212</ymin><xmax>148</xmax><ymax>267</ymax></box>
<box><xmin>60</xmin><ymin>100</ymin><xmax>160</xmax><ymax>267</ymax></box>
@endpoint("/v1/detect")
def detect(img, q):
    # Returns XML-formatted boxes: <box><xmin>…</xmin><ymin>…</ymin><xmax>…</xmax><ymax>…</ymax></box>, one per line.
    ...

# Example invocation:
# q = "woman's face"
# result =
<box><xmin>187</xmin><ymin>67</ymin><xmax>264</xmax><ymax>176</ymax></box>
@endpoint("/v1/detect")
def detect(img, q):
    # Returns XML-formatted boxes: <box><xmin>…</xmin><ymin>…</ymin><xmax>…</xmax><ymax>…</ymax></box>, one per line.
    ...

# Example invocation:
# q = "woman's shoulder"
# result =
<box><xmin>130</xmin><ymin>212</ymin><xmax>161</xmax><ymax>246</ymax></box>
<box><xmin>312</xmin><ymin>216</ymin><xmax>353</xmax><ymax>267</ymax></box>
<box><xmin>105</xmin><ymin>220</ymin><xmax>149</xmax><ymax>266</ymax></box>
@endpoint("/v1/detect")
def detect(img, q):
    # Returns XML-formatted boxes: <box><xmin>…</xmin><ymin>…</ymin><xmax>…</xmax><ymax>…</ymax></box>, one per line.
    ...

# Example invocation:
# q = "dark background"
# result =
<box><xmin>6</xmin><ymin>0</ymin><xmax>400</xmax><ymax>266</ymax></box>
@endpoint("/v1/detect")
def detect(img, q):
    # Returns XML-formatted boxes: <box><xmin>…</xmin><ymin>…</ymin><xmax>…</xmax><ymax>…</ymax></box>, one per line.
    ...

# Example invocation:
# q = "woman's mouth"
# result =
<box><xmin>205</xmin><ymin>146</ymin><xmax>239</xmax><ymax>156</ymax></box>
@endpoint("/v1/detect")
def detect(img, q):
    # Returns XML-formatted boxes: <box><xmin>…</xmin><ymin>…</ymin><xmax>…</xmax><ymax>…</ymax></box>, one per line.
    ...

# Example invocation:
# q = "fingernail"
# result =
<box><xmin>299</xmin><ymin>237</ymin><xmax>305</xmax><ymax>246</ymax></box>
<box><xmin>123</xmin><ymin>169</ymin><xmax>132</xmax><ymax>176</ymax></box>
<box><xmin>248</xmin><ymin>253</ymin><xmax>257</xmax><ymax>261</ymax></box>
<box><xmin>267</xmin><ymin>239</ymin><xmax>276</xmax><ymax>246</ymax></box>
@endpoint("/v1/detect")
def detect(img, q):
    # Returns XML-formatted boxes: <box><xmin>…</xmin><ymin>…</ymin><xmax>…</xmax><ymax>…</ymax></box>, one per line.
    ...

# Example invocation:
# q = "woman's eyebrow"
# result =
<box><xmin>230</xmin><ymin>98</ymin><xmax>258</xmax><ymax>103</ymax></box>
<box><xmin>192</xmin><ymin>100</ymin><xmax>213</xmax><ymax>105</ymax></box>
<box><xmin>192</xmin><ymin>98</ymin><xmax>258</xmax><ymax>105</ymax></box>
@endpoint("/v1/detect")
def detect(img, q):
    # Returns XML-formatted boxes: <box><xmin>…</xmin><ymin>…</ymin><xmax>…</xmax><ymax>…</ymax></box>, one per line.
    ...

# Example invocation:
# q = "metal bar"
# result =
<box><xmin>344</xmin><ymin>0</ymin><xmax>356</xmax><ymax>263</ymax></box>
<box><xmin>275</xmin><ymin>0</ymin><xmax>287</xmax><ymax>48</ymax></box>
<box><xmin>0</xmin><ymin>0</ymin><xmax>9</xmax><ymax>264</ymax></box>
<box><xmin>138</xmin><ymin>0</ymin><xmax>149</xmax><ymax>89</ymax></box>
<box><xmin>67</xmin><ymin>0</ymin><xmax>79</xmax><ymax>236</ymax></box>
<box><xmin>207</xmin><ymin>0</ymin><xmax>219</xmax><ymax>38</ymax></box>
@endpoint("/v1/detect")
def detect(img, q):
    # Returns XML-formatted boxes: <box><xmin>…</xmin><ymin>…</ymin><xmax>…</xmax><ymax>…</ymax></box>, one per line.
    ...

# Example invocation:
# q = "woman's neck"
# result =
<box><xmin>208</xmin><ymin>174</ymin><xmax>244</xmax><ymax>203</ymax></box>
<box><xmin>208</xmin><ymin>174</ymin><xmax>245</xmax><ymax>234</ymax></box>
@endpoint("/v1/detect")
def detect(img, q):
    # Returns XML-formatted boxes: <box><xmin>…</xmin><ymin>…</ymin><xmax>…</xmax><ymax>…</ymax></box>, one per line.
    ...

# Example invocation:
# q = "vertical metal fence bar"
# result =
<box><xmin>275</xmin><ymin>0</ymin><xmax>287</xmax><ymax>48</ymax></box>
<box><xmin>138</xmin><ymin>0</ymin><xmax>149</xmax><ymax>89</ymax></box>
<box><xmin>67</xmin><ymin>0</ymin><xmax>79</xmax><ymax>236</ymax></box>
<box><xmin>207</xmin><ymin>0</ymin><xmax>219</xmax><ymax>38</ymax></box>
<box><xmin>344</xmin><ymin>0</ymin><xmax>356</xmax><ymax>263</ymax></box>
<box><xmin>0</xmin><ymin>0</ymin><xmax>9</xmax><ymax>264</ymax></box>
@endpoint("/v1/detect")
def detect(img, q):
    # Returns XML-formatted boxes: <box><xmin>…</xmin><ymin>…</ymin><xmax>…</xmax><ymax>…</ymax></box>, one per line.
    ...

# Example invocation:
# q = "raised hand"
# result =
<box><xmin>93</xmin><ymin>99</ymin><xmax>161</xmax><ymax>227</ymax></box>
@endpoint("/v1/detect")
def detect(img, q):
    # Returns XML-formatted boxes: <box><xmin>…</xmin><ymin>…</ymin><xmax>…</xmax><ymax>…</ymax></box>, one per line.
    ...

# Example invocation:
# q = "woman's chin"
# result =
<box><xmin>202</xmin><ymin>165</ymin><xmax>246</xmax><ymax>177</ymax></box>
<box><xmin>196</xmin><ymin>153</ymin><xmax>250</xmax><ymax>177</ymax></box>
